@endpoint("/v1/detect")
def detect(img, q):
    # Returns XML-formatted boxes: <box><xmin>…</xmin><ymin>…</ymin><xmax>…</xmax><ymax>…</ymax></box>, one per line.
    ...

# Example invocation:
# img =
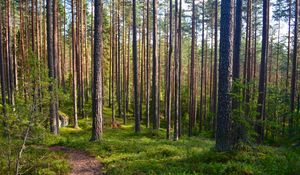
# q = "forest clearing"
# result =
<box><xmin>1</xmin><ymin>0</ymin><xmax>300</xmax><ymax>174</ymax></box>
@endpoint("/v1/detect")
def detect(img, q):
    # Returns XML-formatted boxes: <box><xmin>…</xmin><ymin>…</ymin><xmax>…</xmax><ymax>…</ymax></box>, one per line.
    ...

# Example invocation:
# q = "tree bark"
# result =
<box><xmin>256</xmin><ymin>0</ymin><xmax>269</xmax><ymax>143</ymax></box>
<box><xmin>289</xmin><ymin>0</ymin><xmax>299</xmax><ymax>135</ymax></box>
<box><xmin>152</xmin><ymin>0</ymin><xmax>159</xmax><ymax>130</ymax></box>
<box><xmin>146</xmin><ymin>0</ymin><xmax>150</xmax><ymax>128</ymax></box>
<box><xmin>91</xmin><ymin>0</ymin><xmax>104</xmax><ymax>141</ymax></box>
<box><xmin>189</xmin><ymin>0</ymin><xmax>196</xmax><ymax>137</ymax></box>
<box><xmin>216</xmin><ymin>0</ymin><xmax>234</xmax><ymax>151</ymax></box>
<box><xmin>47</xmin><ymin>0</ymin><xmax>58</xmax><ymax>134</ymax></box>
<box><xmin>133</xmin><ymin>0</ymin><xmax>140</xmax><ymax>133</ymax></box>
<box><xmin>167</xmin><ymin>0</ymin><xmax>173</xmax><ymax>138</ymax></box>
<box><xmin>72</xmin><ymin>0</ymin><xmax>78</xmax><ymax>128</ymax></box>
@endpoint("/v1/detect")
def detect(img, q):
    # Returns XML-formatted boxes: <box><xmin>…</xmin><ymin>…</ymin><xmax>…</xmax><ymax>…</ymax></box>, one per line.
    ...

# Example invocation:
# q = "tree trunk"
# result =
<box><xmin>167</xmin><ymin>0</ymin><xmax>173</xmax><ymax>138</ymax></box>
<box><xmin>0</xmin><ymin>7</ymin><xmax>7</xmax><ymax>129</ymax></box>
<box><xmin>256</xmin><ymin>0</ymin><xmax>269</xmax><ymax>143</ymax></box>
<box><xmin>47</xmin><ymin>0</ymin><xmax>58</xmax><ymax>134</ymax></box>
<box><xmin>53</xmin><ymin>0</ymin><xmax>59</xmax><ymax>133</ymax></box>
<box><xmin>212</xmin><ymin>0</ymin><xmax>218</xmax><ymax>135</ymax></box>
<box><xmin>146</xmin><ymin>0</ymin><xmax>150</xmax><ymax>128</ymax></box>
<box><xmin>189</xmin><ymin>0</ymin><xmax>196</xmax><ymax>137</ymax></box>
<box><xmin>91</xmin><ymin>0</ymin><xmax>103</xmax><ymax>141</ymax></box>
<box><xmin>178</xmin><ymin>0</ymin><xmax>182</xmax><ymax>137</ymax></box>
<box><xmin>6</xmin><ymin>0</ymin><xmax>13</xmax><ymax>106</ymax></box>
<box><xmin>216</xmin><ymin>0</ymin><xmax>234</xmax><ymax>151</ymax></box>
<box><xmin>72</xmin><ymin>0</ymin><xmax>78</xmax><ymax>128</ymax></box>
<box><xmin>174</xmin><ymin>0</ymin><xmax>179</xmax><ymax>141</ymax></box>
<box><xmin>152</xmin><ymin>0</ymin><xmax>159</xmax><ymax>130</ymax></box>
<box><xmin>290</xmin><ymin>0</ymin><xmax>299</xmax><ymax>135</ymax></box>
<box><xmin>133</xmin><ymin>0</ymin><xmax>140</xmax><ymax>133</ymax></box>
<box><xmin>199</xmin><ymin>0</ymin><xmax>205</xmax><ymax>132</ymax></box>
<box><xmin>117</xmin><ymin>0</ymin><xmax>122</xmax><ymax>118</ymax></box>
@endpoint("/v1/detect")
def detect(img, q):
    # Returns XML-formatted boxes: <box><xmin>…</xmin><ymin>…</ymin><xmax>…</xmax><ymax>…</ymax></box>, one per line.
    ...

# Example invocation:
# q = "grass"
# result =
<box><xmin>43</xmin><ymin>107</ymin><xmax>300</xmax><ymax>175</ymax></box>
<box><xmin>1</xmin><ymin>105</ymin><xmax>299</xmax><ymax>174</ymax></box>
<box><xmin>0</xmin><ymin>137</ymin><xmax>70</xmax><ymax>175</ymax></box>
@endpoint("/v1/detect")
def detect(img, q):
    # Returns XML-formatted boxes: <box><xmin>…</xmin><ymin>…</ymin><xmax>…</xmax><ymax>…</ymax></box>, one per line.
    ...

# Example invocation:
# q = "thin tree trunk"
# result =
<box><xmin>6</xmin><ymin>0</ymin><xmax>14</xmax><ymax>106</ymax></box>
<box><xmin>212</xmin><ymin>0</ymin><xmax>218</xmax><ymax>135</ymax></box>
<box><xmin>174</xmin><ymin>0</ymin><xmax>179</xmax><ymax>141</ymax></box>
<box><xmin>72</xmin><ymin>0</ymin><xmax>78</xmax><ymax>128</ymax></box>
<box><xmin>12</xmin><ymin>1</ymin><xmax>18</xmax><ymax>91</ymax></box>
<box><xmin>117</xmin><ymin>0</ymin><xmax>122</xmax><ymax>118</ymax></box>
<box><xmin>0</xmin><ymin>5</ymin><xmax>7</xmax><ymax>130</ymax></box>
<box><xmin>189</xmin><ymin>0</ymin><xmax>196</xmax><ymax>137</ymax></box>
<box><xmin>152</xmin><ymin>0</ymin><xmax>159</xmax><ymax>130</ymax></box>
<box><xmin>256</xmin><ymin>0</ymin><xmax>269</xmax><ymax>143</ymax></box>
<box><xmin>178</xmin><ymin>0</ymin><xmax>182</xmax><ymax>137</ymax></box>
<box><xmin>53</xmin><ymin>0</ymin><xmax>59</xmax><ymax>133</ymax></box>
<box><xmin>47</xmin><ymin>0</ymin><xmax>58</xmax><ymax>134</ymax></box>
<box><xmin>167</xmin><ymin>0</ymin><xmax>173</xmax><ymax>138</ymax></box>
<box><xmin>122</xmin><ymin>0</ymin><xmax>127</xmax><ymax>124</ymax></box>
<box><xmin>133</xmin><ymin>0</ymin><xmax>140</xmax><ymax>133</ymax></box>
<box><xmin>199</xmin><ymin>0</ymin><xmax>205</xmax><ymax>132</ymax></box>
<box><xmin>146</xmin><ymin>0</ymin><xmax>150</xmax><ymax>128</ymax></box>
<box><xmin>290</xmin><ymin>0</ymin><xmax>299</xmax><ymax>135</ymax></box>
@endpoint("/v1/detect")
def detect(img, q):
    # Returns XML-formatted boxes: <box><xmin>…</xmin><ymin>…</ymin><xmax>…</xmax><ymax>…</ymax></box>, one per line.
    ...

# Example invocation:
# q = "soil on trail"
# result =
<box><xmin>50</xmin><ymin>146</ymin><xmax>102</xmax><ymax>175</ymax></box>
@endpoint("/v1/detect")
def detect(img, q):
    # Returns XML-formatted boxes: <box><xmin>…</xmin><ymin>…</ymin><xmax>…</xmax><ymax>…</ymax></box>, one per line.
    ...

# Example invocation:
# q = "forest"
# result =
<box><xmin>0</xmin><ymin>0</ymin><xmax>300</xmax><ymax>174</ymax></box>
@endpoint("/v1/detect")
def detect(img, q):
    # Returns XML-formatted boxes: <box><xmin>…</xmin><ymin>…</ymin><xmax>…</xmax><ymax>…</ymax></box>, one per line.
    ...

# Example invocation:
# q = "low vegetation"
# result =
<box><xmin>2</xmin><ymin>107</ymin><xmax>297</xmax><ymax>175</ymax></box>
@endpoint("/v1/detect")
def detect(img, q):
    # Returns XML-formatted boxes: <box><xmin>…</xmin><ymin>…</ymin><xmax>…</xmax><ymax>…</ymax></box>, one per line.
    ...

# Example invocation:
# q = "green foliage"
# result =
<box><xmin>43</xmin><ymin>107</ymin><xmax>300</xmax><ymax>175</ymax></box>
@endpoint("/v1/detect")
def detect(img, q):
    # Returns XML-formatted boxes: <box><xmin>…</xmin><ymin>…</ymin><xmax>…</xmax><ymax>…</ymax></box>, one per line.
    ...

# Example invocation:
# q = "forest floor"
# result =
<box><xmin>2</xmin><ymin>106</ymin><xmax>300</xmax><ymax>174</ymax></box>
<box><xmin>49</xmin><ymin>146</ymin><xmax>102</xmax><ymax>175</ymax></box>
<box><xmin>43</xmin><ymin>107</ymin><xmax>300</xmax><ymax>175</ymax></box>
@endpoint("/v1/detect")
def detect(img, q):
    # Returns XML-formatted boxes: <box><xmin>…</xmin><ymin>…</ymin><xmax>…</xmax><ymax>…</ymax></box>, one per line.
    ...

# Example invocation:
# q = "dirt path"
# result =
<box><xmin>50</xmin><ymin>146</ymin><xmax>102</xmax><ymax>175</ymax></box>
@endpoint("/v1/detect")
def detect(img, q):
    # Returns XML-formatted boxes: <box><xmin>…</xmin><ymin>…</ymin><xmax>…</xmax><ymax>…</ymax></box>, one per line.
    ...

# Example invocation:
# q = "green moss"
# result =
<box><xmin>2</xmin><ymin>106</ymin><xmax>299</xmax><ymax>175</ymax></box>
<box><xmin>39</xmin><ymin>107</ymin><xmax>299</xmax><ymax>175</ymax></box>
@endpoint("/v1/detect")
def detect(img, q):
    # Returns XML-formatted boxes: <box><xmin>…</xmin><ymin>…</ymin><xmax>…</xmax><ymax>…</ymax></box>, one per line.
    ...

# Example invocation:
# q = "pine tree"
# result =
<box><xmin>91</xmin><ymin>0</ymin><xmax>104</xmax><ymax>141</ymax></box>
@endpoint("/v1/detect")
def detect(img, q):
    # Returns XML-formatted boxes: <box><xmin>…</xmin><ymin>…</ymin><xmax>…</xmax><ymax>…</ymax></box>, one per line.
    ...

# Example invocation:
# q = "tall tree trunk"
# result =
<box><xmin>76</xmin><ymin>0</ymin><xmax>83</xmax><ymax>118</ymax></box>
<box><xmin>199</xmin><ymin>0</ymin><xmax>205</xmax><ymax>132</ymax></box>
<box><xmin>178</xmin><ymin>0</ymin><xmax>182</xmax><ymax>137</ymax></box>
<box><xmin>167</xmin><ymin>0</ymin><xmax>173</xmax><ymax>138</ymax></box>
<box><xmin>140</xmin><ymin>4</ymin><xmax>145</xmax><ymax>121</ymax></box>
<box><xmin>117</xmin><ymin>0</ymin><xmax>122</xmax><ymax>118</ymax></box>
<box><xmin>152</xmin><ymin>0</ymin><xmax>159</xmax><ymax>130</ymax></box>
<box><xmin>20</xmin><ymin>0</ymin><xmax>26</xmax><ymax>101</ymax></box>
<box><xmin>6</xmin><ymin>0</ymin><xmax>14</xmax><ymax>106</ymax></box>
<box><xmin>174</xmin><ymin>0</ymin><xmax>179</xmax><ymax>141</ymax></box>
<box><xmin>146</xmin><ymin>0</ymin><xmax>150</xmax><ymax>128</ymax></box>
<box><xmin>90</xmin><ymin>0</ymin><xmax>94</xmax><ymax>102</ymax></box>
<box><xmin>12</xmin><ymin>1</ymin><xmax>18</xmax><ymax>92</ymax></box>
<box><xmin>72</xmin><ymin>0</ymin><xmax>78</xmax><ymax>128</ymax></box>
<box><xmin>122</xmin><ymin>0</ymin><xmax>127</xmax><ymax>124</ymax></box>
<box><xmin>47</xmin><ymin>0</ymin><xmax>58</xmax><ymax>134</ymax></box>
<box><xmin>62</xmin><ymin>0</ymin><xmax>67</xmax><ymax>91</ymax></box>
<box><xmin>0</xmin><ymin>7</ymin><xmax>7</xmax><ymax>130</ymax></box>
<box><xmin>109</xmin><ymin>1</ymin><xmax>113</xmax><ymax>108</ymax></box>
<box><xmin>90</xmin><ymin>0</ymin><xmax>103</xmax><ymax>141</ymax></box>
<box><xmin>111</xmin><ymin>0</ymin><xmax>116</xmax><ymax>124</ymax></box>
<box><xmin>245</xmin><ymin>0</ymin><xmax>252</xmax><ymax>116</ymax></box>
<box><xmin>32</xmin><ymin>0</ymin><xmax>38</xmax><ymax>110</ymax></box>
<box><xmin>290</xmin><ymin>0</ymin><xmax>299</xmax><ymax>135</ymax></box>
<box><xmin>126</xmin><ymin>16</ymin><xmax>131</xmax><ymax>114</ymax></box>
<box><xmin>283</xmin><ymin>0</ymin><xmax>292</xmax><ymax>133</ymax></box>
<box><xmin>256</xmin><ymin>0</ymin><xmax>269</xmax><ymax>143</ymax></box>
<box><xmin>53</xmin><ymin>0</ymin><xmax>59</xmax><ymax>133</ymax></box>
<box><xmin>275</xmin><ymin>20</ymin><xmax>280</xmax><ymax>86</ymax></box>
<box><xmin>212</xmin><ymin>0</ymin><xmax>218</xmax><ymax>135</ymax></box>
<box><xmin>232</xmin><ymin>0</ymin><xmax>243</xmax><ymax>143</ymax></box>
<box><xmin>216</xmin><ymin>0</ymin><xmax>234</xmax><ymax>151</ymax></box>
<box><xmin>133</xmin><ymin>0</ymin><xmax>140</xmax><ymax>133</ymax></box>
<box><xmin>189</xmin><ymin>0</ymin><xmax>196</xmax><ymax>137</ymax></box>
